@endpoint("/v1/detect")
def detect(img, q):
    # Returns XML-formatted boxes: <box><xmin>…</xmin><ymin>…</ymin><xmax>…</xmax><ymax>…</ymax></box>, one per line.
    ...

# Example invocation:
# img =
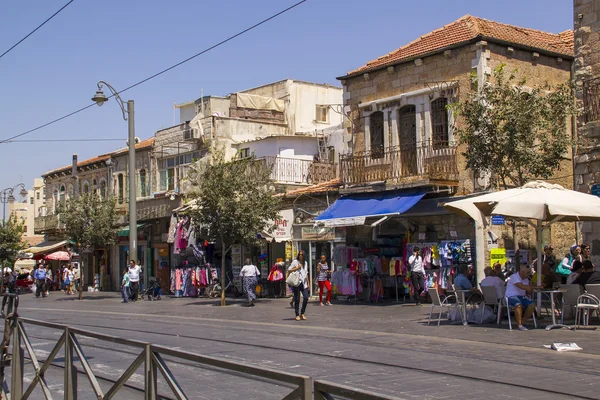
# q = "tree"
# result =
<box><xmin>60</xmin><ymin>193</ymin><xmax>118</xmax><ymax>299</ymax></box>
<box><xmin>0</xmin><ymin>216</ymin><xmax>26</xmax><ymax>289</ymax></box>
<box><xmin>452</xmin><ymin>64</ymin><xmax>577</xmax><ymax>189</ymax></box>
<box><xmin>187</xmin><ymin>149</ymin><xmax>281</xmax><ymax>306</ymax></box>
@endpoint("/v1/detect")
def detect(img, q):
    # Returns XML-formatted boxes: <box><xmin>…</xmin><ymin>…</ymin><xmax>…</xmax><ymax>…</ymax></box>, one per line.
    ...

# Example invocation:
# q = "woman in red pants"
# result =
<box><xmin>317</xmin><ymin>254</ymin><xmax>332</xmax><ymax>306</ymax></box>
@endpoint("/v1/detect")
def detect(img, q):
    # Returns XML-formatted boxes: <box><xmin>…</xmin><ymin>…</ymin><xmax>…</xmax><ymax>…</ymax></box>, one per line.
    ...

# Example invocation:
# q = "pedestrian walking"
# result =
<box><xmin>32</xmin><ymin>263</ymin><xmax>47</xmax><ymax>298</ymax></box>
<box><xmin>128</xmin><ymin>260</ymin><xmax>141</xmax><ymax>301</ymax></box>
<box><xmin>60</xmin><ymin>264</ymin><xmax>67</xmax><ymax>293</ymax></box>
<box><xmin>240</xmin><ymin>258</ymin><xmax>260</xmax><ymax>307</ymax></box>
<box><xmin>287</xmin><ymin>250</ymin><xmax>309</xmax><ymax>321</ymax></box>
<box><xmin>73</xmin><ymin>263</ymin><xmax>81</xmax><ymax>293</ymax></box>
<box><xmin>317</xmin><ymin>254</ymin><xmax>332</xmax><ymax>306</ymax></box>
<box><xmin>45</xmin><ymin>266</ymin><xmax>52</xmax><ymax>296</ymax></box>
<box><xmin>409</xmin><ymin>247</ymin><xmax>425</xmax><ymax>305</ymax></box>
<box><xmin>121</xmin><ymin>269</ymin><xmax>130</xmax><ymax>303</ymax></box>
<box><xmin>66</xmin><ymin>265</ymin><xmax>75</xmax><ymax>295</ymax></box>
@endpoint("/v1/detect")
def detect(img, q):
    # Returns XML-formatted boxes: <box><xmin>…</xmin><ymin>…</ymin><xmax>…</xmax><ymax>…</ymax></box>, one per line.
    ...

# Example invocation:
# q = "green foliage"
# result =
<box><xmin>187</xmin><ymin>149</ymin><xmax>281</xmax><ymax>252</ymax></box>
<box><xmin>451</xmin><ymin>64</ymin><xmax>577</xmax><ymax>189</ymax></box>
<box><xmin>0</xmin><ymin>216</ymin><xmax>25</xmax><ymax>265</ymax></box>
<box><xmin>60</xmin><ymin>194</ymin><xmax>118</xmax><ymax>251</ymax></box>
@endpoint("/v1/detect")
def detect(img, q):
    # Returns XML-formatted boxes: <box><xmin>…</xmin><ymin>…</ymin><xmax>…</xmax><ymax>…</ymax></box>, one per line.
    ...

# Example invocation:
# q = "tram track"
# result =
<box><xmin>17</xmin><ymin>316</ymin><xmax>599</xmax><ymax>400</ymax></box>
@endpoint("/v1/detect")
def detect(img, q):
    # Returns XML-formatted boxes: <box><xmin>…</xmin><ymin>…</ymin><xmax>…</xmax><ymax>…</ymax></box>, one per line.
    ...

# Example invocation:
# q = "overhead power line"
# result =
<box><xmin>0</xmin><ymin>0</ymin><xmax>75</xmax><ymax>60</ymax></box>
<box><xmin>4</xmin><ymin>138</ymin><xmax>123</xmax><ymax>143</ymax></box>
<box><xmin>0</xmin><ymin>0</ymin><xmax>308</xmax><ymax>145</ymax></box>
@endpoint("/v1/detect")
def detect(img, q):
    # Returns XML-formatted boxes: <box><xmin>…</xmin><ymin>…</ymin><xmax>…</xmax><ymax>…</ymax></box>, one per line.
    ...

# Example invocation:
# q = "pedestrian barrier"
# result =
<box><xmin>0</xmin><ymin>294</ymin><xmax>401</xmax><ymax>400</ymax></box>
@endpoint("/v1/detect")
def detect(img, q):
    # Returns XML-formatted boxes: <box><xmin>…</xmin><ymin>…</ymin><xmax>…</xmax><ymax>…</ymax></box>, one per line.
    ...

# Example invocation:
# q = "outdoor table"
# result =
<box><xmin>449</xmin><ymin>289</ymin><xmax>472</xmax><ymax>326</ymax></box>
<box><xmin>533</xmin><ymin>288</ymin><xmax>572</xmax><ymax>331</ymax></box>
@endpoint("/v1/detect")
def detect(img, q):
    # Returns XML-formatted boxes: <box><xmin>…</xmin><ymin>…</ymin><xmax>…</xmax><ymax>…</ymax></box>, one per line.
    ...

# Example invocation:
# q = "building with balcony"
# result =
<box><xmin>316</xmin><ymin>15</ymin><xmax>575</xmax><ymax>283</ymax></box>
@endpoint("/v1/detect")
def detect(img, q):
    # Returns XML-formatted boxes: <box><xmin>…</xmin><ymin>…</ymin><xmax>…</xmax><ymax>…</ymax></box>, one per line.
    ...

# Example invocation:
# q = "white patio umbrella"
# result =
<box><xmin>444</xmin><ymin>181</ymin><xmax>600</xmax><ymax>318</ymax></box>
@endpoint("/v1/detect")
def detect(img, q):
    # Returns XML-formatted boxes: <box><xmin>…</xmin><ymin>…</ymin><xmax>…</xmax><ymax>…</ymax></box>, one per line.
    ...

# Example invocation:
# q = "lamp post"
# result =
<box><xmin>0</xmin><ymin>184</ymin><xmax>28</xmax><ymax>226</ymax></box>
<box><xmin>91</xmin><ymin>81</ymin><xmax>139</xmax><ymax>287</ymax></box>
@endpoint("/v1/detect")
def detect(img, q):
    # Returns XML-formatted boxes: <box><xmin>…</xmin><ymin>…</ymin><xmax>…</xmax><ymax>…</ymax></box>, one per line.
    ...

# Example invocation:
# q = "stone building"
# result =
<box><xmin>574</xmin><ymin>0</ymin><xmax>600</xmax><ymax>263</ymax></box>
<box><xmin>325</xmin><ymin>15</ymin><xmax>575</xmax><ymax>280</ymax></box>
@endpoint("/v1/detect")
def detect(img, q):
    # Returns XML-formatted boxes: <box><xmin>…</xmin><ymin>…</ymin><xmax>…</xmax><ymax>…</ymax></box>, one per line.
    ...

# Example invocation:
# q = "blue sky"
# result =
<box><xmin>0</xmin><ymin>0</ymin><xmax>572</xmax><ymax>197</ymax></box>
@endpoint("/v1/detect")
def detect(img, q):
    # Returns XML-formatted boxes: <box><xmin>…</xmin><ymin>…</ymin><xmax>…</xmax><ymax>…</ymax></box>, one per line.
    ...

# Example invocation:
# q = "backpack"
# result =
<box><xmin>555</xmin><ymin>254</ymin><xmax>573</xmax><ymax>277</ymax></box>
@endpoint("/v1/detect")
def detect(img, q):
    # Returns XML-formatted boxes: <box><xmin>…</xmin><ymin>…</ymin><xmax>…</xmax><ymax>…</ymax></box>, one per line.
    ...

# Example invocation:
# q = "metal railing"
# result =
<box><xmin>256</xmin><ymin>156</ymin><xmax>337</xmax><ymax>185</ymax></box>
<box><xmin>340</xmin><ymin>141</ymin><xmax>458</xmax><ymax>186</ymax></box>
<box><xmin>583</xmin><ymin>77</ymin><xmax>600</xmax><ymax>123</ymax></box>
<box><xmin>0</xmin><ymin>294</ymin><xmax>400</xmax><ymax>400</ymax></box>
<box><xmin>33</xmin><ymin>215</ymin><xmax>62</xmax><ymax>234</ymax></box>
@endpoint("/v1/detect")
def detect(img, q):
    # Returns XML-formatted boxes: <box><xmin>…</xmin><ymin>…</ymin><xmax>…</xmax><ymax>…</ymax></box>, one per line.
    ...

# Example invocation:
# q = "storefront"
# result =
<box><xmin>315</xmin><ymin>189</ymin><xmax>477</xmax><ymax>303</ymax></box>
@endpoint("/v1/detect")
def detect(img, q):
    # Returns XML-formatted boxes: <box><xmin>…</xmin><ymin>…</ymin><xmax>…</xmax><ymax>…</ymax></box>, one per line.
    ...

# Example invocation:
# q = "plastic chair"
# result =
<box><xmin>559</xmin><ymin>284</ymin><xmax>584</xmax><ymax>323</ymax></box>
<box><xmin>574</xmin><ymin>293</ymin><xmax>600</xmax><ymax>330</ymax></box>
<box><xmin>498</xmin><ymin>296</ymin><xmax>537</xmax><ymax>330</ymax></box>
<box><xmin>428</xmin><ymin>287</ymin><xmax>457</xmax><ymax>327</ymax></box>
<box><xmin>584</xmin><ymin>284</ymin><xmax>600</xmax><ymax>300</ymax></box>
<box><xmin>480</xmin><ymin>285</ymin><xmax>501</xmax><ymax>324</ymax></box>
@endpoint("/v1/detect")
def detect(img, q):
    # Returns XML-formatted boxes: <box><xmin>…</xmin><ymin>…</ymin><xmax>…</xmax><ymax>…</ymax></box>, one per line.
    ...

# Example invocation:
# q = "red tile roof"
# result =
<box><xmin>276</xmin><ymin>179</ymin><xmax>341</xmax><ymax>198</ymax></box>
<box><xmin>343</xmin><ymin>15</ymin><xmax>574</xmax><ymax>77</ymax></box>
<box><xmin>42</xmin><ymin>138</ymin><xmax>155</xmax><ymax>177</ymax></box>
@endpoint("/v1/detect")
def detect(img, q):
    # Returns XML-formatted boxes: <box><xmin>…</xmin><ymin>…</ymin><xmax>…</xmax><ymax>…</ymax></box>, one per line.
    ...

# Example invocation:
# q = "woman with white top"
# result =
<box><xmin>240</xmin><ymin>258</ymin><xmax>260</xmax><ymax>307</ymax></box>
<box><xmin>288</xmin><ymin>250</ymin><xmax>309</xmax><ymax>321</ymax></box>
<box><xmin>317</xmin><ymin>254</ymin><xmax>332</xmax><ymax>306</ymax></box>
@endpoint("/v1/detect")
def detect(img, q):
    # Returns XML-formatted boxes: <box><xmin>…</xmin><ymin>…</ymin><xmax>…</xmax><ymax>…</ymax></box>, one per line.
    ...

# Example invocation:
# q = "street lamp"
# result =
<box><xmin>0</xmin><ymin>183</ymin><xmax>28</xmax><ymax>225</ymax></box>
<box><xmin>91</xmin><ymin>81</ymin><xmax>139</xmax><ymax>285</ymax></box>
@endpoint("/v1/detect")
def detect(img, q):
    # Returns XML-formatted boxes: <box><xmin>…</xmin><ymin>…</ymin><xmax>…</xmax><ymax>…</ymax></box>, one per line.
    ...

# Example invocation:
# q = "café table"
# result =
<box><xmin>449</xmin><ymin>289</ymin><xmax>473</xmax><ymax>326</ymax></box>
<box><xmin>533</xmin><ymin>288</ymin><xmax>572</xmax><ymax>330</ymax></box>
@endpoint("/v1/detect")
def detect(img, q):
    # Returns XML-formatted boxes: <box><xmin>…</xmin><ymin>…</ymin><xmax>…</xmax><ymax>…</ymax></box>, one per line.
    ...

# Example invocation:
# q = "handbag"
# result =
<box><xmin>286</xmin><ymin>271</ymin><xmax>301</xmax><ymax>287</ymax></box>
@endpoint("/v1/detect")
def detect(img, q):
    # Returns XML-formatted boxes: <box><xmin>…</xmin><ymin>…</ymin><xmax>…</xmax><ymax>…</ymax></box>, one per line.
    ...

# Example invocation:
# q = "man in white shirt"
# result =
<box><xmin>409</xmin><ymin>247</ymin><xmax>425</xmax><ymax>305</ymax></box>
<box><xmin>505</xmin><ymin>264</ymin><xmax>537</xmax><ymax>331</ymax></box>
<box><xmin>480</xmin><ymin>266</ymin><xmax>505</xmax><ymax>300</ymax></box>
<box><xmin>72</xmin><ymin>264</ymin><xmax>81</xmax><ymax>292</ymax></box>
<box><xmin>127</xmin><ymin>260</ymin><xmax>142</xmax><ymax>302</ymax></box>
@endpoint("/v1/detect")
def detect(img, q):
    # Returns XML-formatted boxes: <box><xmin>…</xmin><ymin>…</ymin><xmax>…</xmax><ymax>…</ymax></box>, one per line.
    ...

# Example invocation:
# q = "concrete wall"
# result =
<box><xmin>213</xmin><ymin>117</ymin><xmax>288</xmax><ymax>159</ymax></box>
<box><xmin>179</xmin><ymin>105</ymin><xmax>196</xmax><ymax>123</ymax></box>
<box><xmin>236</xmin><ymin>136</ymin><xmax>318</xmax><ymax>160</ymax></box>
<box><xmin>574</xmin><ymin>0</ymin><xmax>600</xmax><ymax>263</ymax></box>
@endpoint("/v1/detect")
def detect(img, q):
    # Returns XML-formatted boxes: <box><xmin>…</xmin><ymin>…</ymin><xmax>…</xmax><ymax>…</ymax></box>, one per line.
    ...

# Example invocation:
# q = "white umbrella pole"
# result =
<box><xmin>536</xmin><ymin>221</ymin><xmax>543</xmax><ymax>314</ymax></box>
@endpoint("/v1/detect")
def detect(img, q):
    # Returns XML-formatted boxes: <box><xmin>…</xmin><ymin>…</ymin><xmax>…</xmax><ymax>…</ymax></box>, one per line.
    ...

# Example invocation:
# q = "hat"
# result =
<box><xmin>570</xmin><ymin>244</ymin><xmax>580</xmax><ymax>253</ymax></box>
<box><xmin>544</xmin><ymin>244</ymin><xmax>553</xmax><ymax>250</ymax></box>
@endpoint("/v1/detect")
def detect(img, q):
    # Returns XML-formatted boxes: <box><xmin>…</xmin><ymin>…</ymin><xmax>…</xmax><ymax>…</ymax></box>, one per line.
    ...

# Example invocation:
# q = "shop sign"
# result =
<box><xmin>267</xmin><ymin>209</ymin><xmax>293</xmax><ymax>241</ymax></box>
<box><xmin>506</xmin><ymin>249</ymin><xmax>530</xmax><ymax>269</ymax></box>
<box><xmin>301</xmin><ymin>227</ymin><xmax>335</xmax><ymax>240</ymax></box>
<box><xmin>592</xmin><ymin>184</ymin><xmax>600</xmax><ymax>197</ymax></box>
<box><xmin>491</xmin><ymin>216</ymin><xmax>505</xmax><ymax>225</ymax></box>
<box><xmin>490</xmin><ymin>248</ymin><xmax>506</xmax><ymax>266</ymax></box>
<box><xmin>285</xmin><ymin>242</ymin><xmax>293</xmax><ymax>262</ymax></box>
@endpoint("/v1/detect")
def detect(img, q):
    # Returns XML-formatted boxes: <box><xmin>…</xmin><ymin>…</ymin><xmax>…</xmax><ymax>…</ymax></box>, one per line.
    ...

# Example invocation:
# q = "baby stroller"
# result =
<box><xmin>143</xmin><ymin>277</ymin><xmax>162</xmax><ymax>301</ymax></box>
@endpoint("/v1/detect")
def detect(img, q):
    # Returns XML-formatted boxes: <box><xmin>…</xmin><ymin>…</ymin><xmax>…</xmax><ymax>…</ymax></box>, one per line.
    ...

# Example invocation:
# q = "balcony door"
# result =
<box><xmin>397</xmin><ymin>105</ymin><xmax>417</xmax><ymax>175</ymax></box>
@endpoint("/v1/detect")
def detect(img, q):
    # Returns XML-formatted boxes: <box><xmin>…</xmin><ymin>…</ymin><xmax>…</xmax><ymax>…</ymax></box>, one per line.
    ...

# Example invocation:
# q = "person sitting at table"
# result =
<box><xmin>454</xmin><ymin>265</ymin><xmax>474</xmax><ymax>291</ymax></box>
<box><xmin>506</xmin><ymin>264</ymin><xmax>538</xmax><ymax>331</ymax></box>
<box><xmin>566</xmin><ymin>260</ymin><xmax>584</xmax><ymax>284</ymax></box>
<box><xmin>481</xmin><ymin>266</ymin><xmax>505</xmax><ymax>299</ymax></box>
<box><xmin>493</xmin><ymin>262</ymin><xmax>506</xmax><ymax>281</ymax></box>
<box><xmin>573</xmin><ymin>260</ymin><xmax>600</xmax><ymax>287</ymax></box>
<box><xmin>531</xmin><ymin>262</ymin><xmax>554</xmax><ymax>289</ymax></box>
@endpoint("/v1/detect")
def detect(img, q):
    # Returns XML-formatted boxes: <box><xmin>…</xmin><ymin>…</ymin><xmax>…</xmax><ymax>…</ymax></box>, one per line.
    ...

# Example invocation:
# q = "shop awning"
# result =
<box><xmin>117</xmin><ymin>224</ymin><xmax>147</xmax><ymax>237</ymax></box>
<box><xmin>23</xmin><ymin>240</ymin><xmax>68</xmax><ymax>256</ymax></box>
<box><xmin>14</xmin><ymin>259</ymin><xmax>36</xmax><ymax>272</ymax></box>
<box><xmin>315</xmin><ymin>189</ymin><xmax>427</xmax><ymax>227</ymax></box>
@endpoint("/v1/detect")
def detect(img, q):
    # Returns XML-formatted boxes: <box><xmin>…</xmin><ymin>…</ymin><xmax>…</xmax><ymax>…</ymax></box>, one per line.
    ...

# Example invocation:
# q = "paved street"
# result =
<box><xmin>5</xmin><ymin>291</ymin><xmax>600</xmax><ymax>399</ymax></box>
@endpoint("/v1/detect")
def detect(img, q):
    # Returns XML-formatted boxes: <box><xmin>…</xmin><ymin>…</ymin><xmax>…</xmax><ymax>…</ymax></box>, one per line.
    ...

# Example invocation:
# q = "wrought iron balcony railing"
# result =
<box><xmin>340</xmin><ymin>141</ymin><xmax>458</xmax><ymax>186</ymax></box>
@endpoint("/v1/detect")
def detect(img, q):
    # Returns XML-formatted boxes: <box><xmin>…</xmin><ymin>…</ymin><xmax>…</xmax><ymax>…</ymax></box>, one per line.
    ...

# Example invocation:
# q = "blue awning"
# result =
<box><xmin>315</xmin><ymin>189</ymin><xmax>427</xmax><ymax>227</ymax></box>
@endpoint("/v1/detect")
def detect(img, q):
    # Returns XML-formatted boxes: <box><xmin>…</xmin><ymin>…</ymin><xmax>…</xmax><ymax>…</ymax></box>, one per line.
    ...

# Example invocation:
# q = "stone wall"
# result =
<box><xmin>574</xmin><ymin>0</ymin><xmax>600</xmax><ymax>264</ymax></box>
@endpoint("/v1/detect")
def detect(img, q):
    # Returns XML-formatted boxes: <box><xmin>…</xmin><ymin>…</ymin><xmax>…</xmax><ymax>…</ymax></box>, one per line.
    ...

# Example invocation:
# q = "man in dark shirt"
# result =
<box><xmin>573</xmin><ymin>261</ymin><xmax>600</xmax><ymax>286</ymax></box>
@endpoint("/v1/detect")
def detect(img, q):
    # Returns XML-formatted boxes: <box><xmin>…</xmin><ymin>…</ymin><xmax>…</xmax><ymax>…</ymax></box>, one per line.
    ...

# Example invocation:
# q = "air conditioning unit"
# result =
<box><xmin>183</xmin><ymin>129</ymin><xmax>193</xmax><ymax>140</ymax></box>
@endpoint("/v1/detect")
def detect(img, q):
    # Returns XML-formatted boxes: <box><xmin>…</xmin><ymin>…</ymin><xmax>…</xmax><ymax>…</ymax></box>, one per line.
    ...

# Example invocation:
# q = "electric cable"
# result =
<box><xmin>0</xmin><ymin>0</ymin><xmax>308</xmax><ymax>145</ymax></box>
<box><xmin>4</xmin><ymin>138</ymin><xmax>123</xmax><ymax>143</ymax></box>
<box><xmin>0</xmin><ymin>0</ymin><xmax>75</xmax><ymax>60</ymax></box>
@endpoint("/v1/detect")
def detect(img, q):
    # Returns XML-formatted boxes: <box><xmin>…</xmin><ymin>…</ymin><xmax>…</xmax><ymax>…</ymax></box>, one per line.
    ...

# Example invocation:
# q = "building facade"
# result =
<box><xmin>574</xmin><ymin>0</ymin><xmax>600</xmax><ymax>263</ymax></box>
<box><xmin>327</xmin><ymin>15</ymin><xmax>575</xmax><ymax>284</ymax></box>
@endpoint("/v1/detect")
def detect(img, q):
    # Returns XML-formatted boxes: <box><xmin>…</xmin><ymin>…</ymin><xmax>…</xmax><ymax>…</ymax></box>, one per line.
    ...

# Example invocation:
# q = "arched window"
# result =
<box><xmin>431</xmin><ymin>97</ymin><xmax>449</xmax><ymax>149</ymax></box>
<box><xmin>139</xmin><ymin>169</ymin><xmax>147</xmax><ymax>198</ymax></box>
<box><xmin>369</xmin><ymin>111</ymin><xmax>384</xmax><ymax>159</ymax></box>
<box><xmin>82</xmin><ymin>181</ymin><xmax>90</xmax><ymax>194</ymax></box>
<box><xmin>53</xmin><ymin>190</ymin><xmax>59</xmax><ymax>214</ymax></box>
<box><xmin>59</xmin><ymin>185</ymin><xmax>66</xmax><ymax>204</ymax></box>
<box><xmin>397</xmin><ymin>105</ymin><xmax>417</xmax><ymax>175</ymax></box>
<box><xmin>117</xmin><ymin>174</ymin><xmax>124</xmax><ymax>204</ymax></box>
<box><xmin>100</xmin><ymin>179</ymin><xmax>107</xmax><ymax>199</ymax></box>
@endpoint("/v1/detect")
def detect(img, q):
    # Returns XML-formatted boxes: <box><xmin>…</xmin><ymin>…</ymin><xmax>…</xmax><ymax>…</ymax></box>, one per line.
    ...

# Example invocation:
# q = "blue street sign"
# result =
<box><xmin>491</xmin><ymin>215</ymin><xmax>505</xmax><ymax>225</ymax></box>
<box><xmin>592</xmin><ymin>184</ymin><xmax>600</xmax><ymax>198</ymax></box>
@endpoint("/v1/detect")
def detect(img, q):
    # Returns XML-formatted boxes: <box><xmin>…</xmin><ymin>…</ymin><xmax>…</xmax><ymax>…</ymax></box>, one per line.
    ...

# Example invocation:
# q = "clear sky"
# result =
<box><xmin>0</xmin><ymin>0</ymin><xmax>573</xmax><ymax>198</ymax></box>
